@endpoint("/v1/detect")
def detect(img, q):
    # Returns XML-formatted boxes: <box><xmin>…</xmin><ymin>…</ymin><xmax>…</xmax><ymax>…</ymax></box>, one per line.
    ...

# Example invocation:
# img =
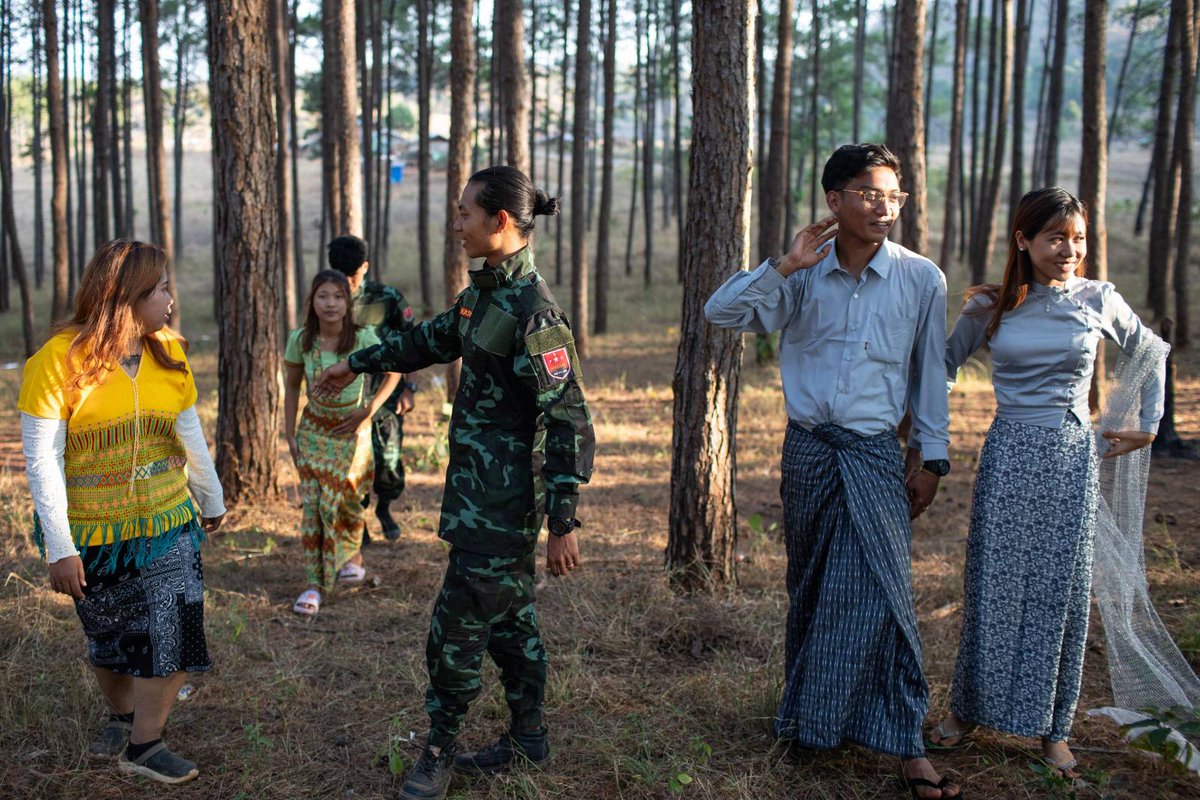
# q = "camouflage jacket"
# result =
<box><xmin>353</xmin><ymin>279</ymin><xmax>416</xmax><ymax>410</ymax></box>
<box><xmin>348</xmin><ymin>247</ymin><xmax>595</xmax><ymax>557</ymax></box>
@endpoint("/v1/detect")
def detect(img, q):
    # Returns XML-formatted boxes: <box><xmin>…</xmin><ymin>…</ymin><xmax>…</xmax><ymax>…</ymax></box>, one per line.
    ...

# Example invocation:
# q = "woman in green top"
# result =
<box><xmin>283</xmin><ymin>270</ymin><xmax>400</xmax><ymax>615</ymax></box>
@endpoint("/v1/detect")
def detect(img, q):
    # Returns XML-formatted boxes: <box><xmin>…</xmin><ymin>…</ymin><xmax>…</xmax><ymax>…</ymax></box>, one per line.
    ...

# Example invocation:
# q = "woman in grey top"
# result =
<box><xmin>926</xmin><ymin>188</ymin><xmax>1164</xmax><ymax>778</ymax></box>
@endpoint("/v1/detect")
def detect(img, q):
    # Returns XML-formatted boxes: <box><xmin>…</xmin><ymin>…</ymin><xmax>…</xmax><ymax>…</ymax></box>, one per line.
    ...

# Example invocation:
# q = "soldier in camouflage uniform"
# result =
<box><xmin>316</xmin><ymin>166</ymin><xmax>594</xmax><ymax>800</ymax></box>
<box><xmin>327</xmin><ymin>235</ymin><xmax>418</xmax><ymax>541</ymax></box>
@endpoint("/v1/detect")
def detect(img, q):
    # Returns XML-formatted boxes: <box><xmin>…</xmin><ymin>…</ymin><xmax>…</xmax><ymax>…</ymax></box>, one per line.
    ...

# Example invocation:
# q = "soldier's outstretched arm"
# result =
<box><xmin>348</xmin><ymin>302</ymin><xmax>463</xmax><ymax>375</ymax></box>
<box><xmin>515</xmin><ymin>309</ymin><xmax>596</xmax><ymax>521</ymax></box>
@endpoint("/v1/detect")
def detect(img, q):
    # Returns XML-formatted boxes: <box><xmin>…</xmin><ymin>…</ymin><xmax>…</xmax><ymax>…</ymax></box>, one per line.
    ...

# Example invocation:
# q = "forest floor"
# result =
<box><xmin>0</xmin><ymin>144</ymin><xmax>1198</xmax><ymax>798</ymax></box>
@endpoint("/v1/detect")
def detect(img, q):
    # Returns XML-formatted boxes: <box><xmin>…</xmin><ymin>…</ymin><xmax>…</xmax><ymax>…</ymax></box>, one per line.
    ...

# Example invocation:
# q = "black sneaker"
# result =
<box><xmin>118</xmin><ymin>741</ymin><xmax>199</xmax><ymax>784</ymax></box>
<box><xmin>453</xmin><ymin>727</ymin><xmax>549</xmax><ymax>775</ymax></box>
<box><xmin>398</xmin><ymin>742</ymin><xmax>457</xmax><ymax>800</ymax></box>
<box><xmin>87</xmin><ymin>718</ymin><xmax>132</xmax><ymax>760</ymax></box>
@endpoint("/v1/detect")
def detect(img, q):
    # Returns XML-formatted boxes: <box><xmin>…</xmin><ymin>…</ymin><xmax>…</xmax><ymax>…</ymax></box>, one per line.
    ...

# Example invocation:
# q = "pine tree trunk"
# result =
<box><xmin>289</xmin><ymin>0</ymin><xmax>304</xmax><ymax>292</ymax></box>
<box><xmin>1041</xmin><ymin>0</ymin><xmax>1067</xmax><ymax>185</ymax></box>
<box><xmin>121</xmin><ymin>0</ymin><xmax>134</xmax><ymax>236</ymax></box>
<box><xmin>886</xmin><ymin>0</ymin><xmax>928</xmax><ymax>255</ymax></box>
<box><xmin>624</xmin><ymin>0</ymin><xmax>641</xmax><ymax>279</ymax></box>
<box><xmin>497</xmin><ymin>0</ymin><xmax>530</xmax><ymax>173</ymax></box>
<box><xmin>94</xmin><ymin>0</ymin><xmax>115</xmax><ymax>246</ymax></box>
<box><xmin>924</xmin><ymin>0</ymin><xmax>940</xmax><ymax>165</ymax></box>
<box><xmin>0</xmin><ymin>0</ymin><xmax>33</xmax><ymax>353</ymax></box>
<box><xmin>324</xmin><ymin>0</ymin><xmax>362</xmax><ymax>237</ymax></box>
<box><xmin>853</xmin><ymin>0</ymin><xmax>865</xmax><ymax>142</ymax></box>
<box><xmin>1007</xmin><ymin>0</ymin><xmax>1029</xmax><ymax>230</ymax></box>
<box><xmin>1147</xmin><ymin>3</ymin><xmax>1182</xmax><ymax>318</ymax></box>
<box><xmin>207</xmin><ymin>0</ymin><xmax>281</xmax><ymax>503</ymax></box>
<box><xmin>140</xmin><ymin>0</ymin><xmax>177</xmax><ymax>327</ymax></box>
<box><xmin>809</xmin><ymin>2</ymin><xmax>821</xmax><ymax>220</ymax></box>
<box><xmin>759</xmin><ymin>0</ymin><xmax>794</xmax><ymax>263</ymax></box>
<box><xmin>418</xmin><ymin>0</ymin><xmax>433</xmax><ymax>311</ymax></box>
<box><xmin>45</xmin><ymin>0</ymin><xmax>69</xmax><ymax>320</ymax></box>
<box><xmin>1108</xmin><ymin>0</ymin><xmax>1145</xmax><ymax>148</ymax></box>
<box><xmin>271</xmin><ymin>0</ymin><xmax>297</xmax><ymax>330</ymax></box>
<box><xmin>968</xmin><ymin>0</ymin><xmax>1011</xmax><ymax>286</ymax></box>
<box><xmin>555</xmin><ymin>0</ymin><xmax>571</xmax><ymax>285</ymax></box>
<box><xmin>668</xmin><ymin>0</ymin><xmax>753</xmax><ymax>592</ymax></box>
<box><xmin>1170</xmin><ymin>0</ymin><xmax>1195</xmax><ymax>346</ymax></box>
<box><xmin>32</xmin><ymin>4</ymin><xmax>45</xmax><ymax>288</ymax></box>
<box><xmin>444</xmin><ymin>0</ymin><xmax>475</xmax><ymax>400</ymax></box>
<box><xmin>530</xmin><ymin>0</ymin><xmax>538</xmax><ymax>184</ymax></box>
<box><xmin>1080</xmin><ymin>0</ymin><xmax>1108</xmax><ymax>404</ymax></box>
<box><xmin>641</xmin><ymin>0</ymin><xmax>657</xmax><ymax>286</ymax></box>
<box><xmin>571</xmin><ymin>0</ymin><xmax>591</xmax><ymax>355</ymax></box>
<box><xmin>671</xmin><ymin>0</ymin><xmax>683</xmax><ymax>280</ymax></box>
<box><xmin>594</xmin><ymin>0</ymin><xmax>614</xmax><ymax>334</ymax></box>
<box><xmin>171</xmin><ymin>0</ymin><xmax>192</xmax><ymax>265</ymax></box>
<box><xmin>940</xmin><ymin>0</ymin><xmax>968</xmax><ymax>272</ymax></box>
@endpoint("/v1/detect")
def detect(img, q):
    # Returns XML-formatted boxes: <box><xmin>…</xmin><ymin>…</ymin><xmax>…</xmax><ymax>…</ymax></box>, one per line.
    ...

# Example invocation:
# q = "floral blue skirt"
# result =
<box><xmin>950</xmin><ymin>414</ymin><xmax>1098</xmax><ymax>740</ymax></box>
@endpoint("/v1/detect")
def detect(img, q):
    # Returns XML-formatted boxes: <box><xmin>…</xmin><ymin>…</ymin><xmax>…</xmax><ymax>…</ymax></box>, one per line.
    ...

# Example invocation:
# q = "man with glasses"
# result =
<box><xmin>705</xmin><ymin>144</ymin><xmax>958</xmax><ymax>799</ymax></box>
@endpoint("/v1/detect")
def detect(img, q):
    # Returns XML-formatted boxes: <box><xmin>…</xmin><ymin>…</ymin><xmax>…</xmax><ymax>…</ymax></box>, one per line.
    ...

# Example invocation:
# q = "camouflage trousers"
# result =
<box><xmin>426</xmin><ymin>549</ymin><xmax>547</xmax><ymax>748</ymax></box>
<box><xmin>369</xmin><ymin>407</ymin><xmax>405</xmax><ymax>502</ymax></box>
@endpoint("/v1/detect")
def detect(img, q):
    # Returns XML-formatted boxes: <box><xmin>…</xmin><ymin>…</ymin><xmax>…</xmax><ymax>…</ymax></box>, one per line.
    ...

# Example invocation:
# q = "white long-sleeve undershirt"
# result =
<box><xmin>21</xmin><ymin>406</ymin><xmax>226</xmax><ymax>564</ymax></box>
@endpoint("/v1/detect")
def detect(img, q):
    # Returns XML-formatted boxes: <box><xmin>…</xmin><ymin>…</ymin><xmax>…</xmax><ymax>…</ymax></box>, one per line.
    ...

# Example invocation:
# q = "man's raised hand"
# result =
<box><xmin>776</xmin><ymin>215</ymin><xmax>838</xmax><ymax>276</ymax></box>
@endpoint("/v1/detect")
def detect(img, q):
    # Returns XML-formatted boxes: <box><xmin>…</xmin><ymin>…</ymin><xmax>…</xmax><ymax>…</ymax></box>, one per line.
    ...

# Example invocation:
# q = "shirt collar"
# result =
<box><xmin>818</xmin><ymin>239</ymin><xmax>893</xmax><ymax>280</ymax></box>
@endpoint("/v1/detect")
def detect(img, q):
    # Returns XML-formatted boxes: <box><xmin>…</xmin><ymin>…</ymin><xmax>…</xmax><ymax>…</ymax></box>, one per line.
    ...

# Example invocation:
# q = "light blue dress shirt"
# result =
<box><xmin>946</xmin><ymin>277</ymin><xmax>1165</xmax><ymax>433</ymax></box>
<box><xmin>704</xmin><ymin>239</ymin><xmax>951</xmax><ymax>461</ymax></box>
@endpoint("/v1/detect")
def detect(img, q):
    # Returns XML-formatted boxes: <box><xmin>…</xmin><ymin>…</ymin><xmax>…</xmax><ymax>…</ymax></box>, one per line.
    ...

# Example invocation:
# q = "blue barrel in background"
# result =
<box><xmin>390</xmin><ymin>163</ymin><xmax>404</xmax><ymax>184</ymax></box>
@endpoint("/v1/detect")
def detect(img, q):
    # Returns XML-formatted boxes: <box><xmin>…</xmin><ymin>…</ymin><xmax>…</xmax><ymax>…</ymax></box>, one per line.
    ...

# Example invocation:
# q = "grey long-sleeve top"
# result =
<box><xmin>705</xmin><ymin>239</ymin><xmax>951</xmax><ymax>460</ymax></box>
<box><xmin>946</xmin><ymin>278</ymin><xmax>1165</xmax><ymax>433</ymax></box>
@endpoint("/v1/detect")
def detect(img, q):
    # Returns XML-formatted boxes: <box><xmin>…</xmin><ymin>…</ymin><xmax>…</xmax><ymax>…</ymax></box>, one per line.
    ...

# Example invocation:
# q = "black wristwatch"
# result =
<box><xmin>921</xmin><ymin>459</ymin><xmax>951</xmax><ymax>477</ymax></box>
<box><xmin>547</xmin><ymin>517</ymin><xmax>581</xmax><ymax>537</ymax></box>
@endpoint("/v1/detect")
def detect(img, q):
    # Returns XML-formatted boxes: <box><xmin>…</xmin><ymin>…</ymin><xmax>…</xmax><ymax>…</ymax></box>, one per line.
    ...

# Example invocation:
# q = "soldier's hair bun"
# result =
<box><xmin>533</xmin><ymin>191</ymin><xmax>560</xmax><ymax>217</ymax></box>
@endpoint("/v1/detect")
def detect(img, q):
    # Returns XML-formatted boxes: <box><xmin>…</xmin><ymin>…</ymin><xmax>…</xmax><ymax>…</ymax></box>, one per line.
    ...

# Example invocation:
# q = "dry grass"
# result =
<box><xmin>1</xmin><ymin>144</ymin><xmax>1199</xmax><ymax>798</ymax></box>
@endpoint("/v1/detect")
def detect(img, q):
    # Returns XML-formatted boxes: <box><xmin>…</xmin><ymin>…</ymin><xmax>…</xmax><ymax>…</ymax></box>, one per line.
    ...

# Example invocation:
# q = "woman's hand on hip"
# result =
<box><xmin>48</xmin><ymin>555</ymin><xmax>87</xmax><ymax>600</ymax></box>
<box><xmin>1102</xmin><ymin>430</ymin><xmax>1155</xmax><ymax>459</ymax></box>
<box><xmin>201</xmin><ymin>513</ymin><xmax>225</xmax><ymax>533</ymax></box>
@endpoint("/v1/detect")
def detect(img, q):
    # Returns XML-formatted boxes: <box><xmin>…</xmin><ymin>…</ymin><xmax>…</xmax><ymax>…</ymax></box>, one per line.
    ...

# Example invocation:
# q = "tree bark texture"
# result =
<box><xmin>594</xmin><ymin>0</ymin><xmax>615</xmax><ymax>334</ymax></box>
<box><xmin>885</xmin><ymin>0</ymin><xmax>928</xmax><ymax>255</ymax></box>
<box><xmin>940</xmin><ymin>0</ymin><xmax>968</xmax><ymax>272</ymax></box>
<box><xmin>1080</xmin><ymin>0</ymin><xmax>1108</xmax><ymax>405</ymax></box>
<box><xmin>1170</xmin><ymin>0</ymin><xmax>1195</xmax><ymax>345</ymax></box>
<box><xmin>0</xmin><ymin>3</ymin><xmax>33</xmax><ymax>354</ymax></box>
<box><xmin>1040</xmin><ymin>0</ymin><xmax>1067</xmax><ymax>185</ymax></box>
<box><xmin>140</xmin><ymin>0</ymin><xmax>177</xmax><ymax>322</ymax></box>
<box><xmin>44</xmin><ymin>0</ymin><xmax>69</xmax><ymax>321</ymax></box>
<box><xmin>571</xmin><ymin>0</ymin><xmax>592</xmax><ymax>355</ymax></box>
<box><xmin>444</xmin><ymin>0</ymin><xmax>475</xmax><ymax>400</ymax></box>
<box><xmin>94</xmin><ymin>0</ymin><xmax>115</xmax><ymax>246</ymax></box>
<box><xmin>1147</xmin><ymin>1</ymin><xmax>1181</xmax><ymax>318</ymax></box>
<box><xmin>271</xmin><ymin>0</ymin><xmax>297</xmax><ymax>330</ymax></box>
<box><xmin>418</xmin><ymin>0</ymin><xmax>433</xmax><ymax>311</ymax></box>
<box><xmin>496</xmin><ymin>0</ymin><xmax>530</xmax><ymax>174</ymax></box>
<box><xmin>968</xmin><ymin>0</ymin><xmax>1011</xmax><ymax>285</ymax></box>
<box><xmin>759</xmin><ymin>0</ymin><xmax>794</xmax><ymax>261</ymax></box>
<box><xmin>207</xmin><ymin>0</ymin><xmax>281</xmax><ymax>504</ymax></box>
<box><xmin>324</xmin><ymin>0</ymin><xmax>362</xmax><ymax>237</ymax></box>
<box><xmin>667</xmin><ymin>0</ymin><xmax>754</xmax><ymax>592</ymax></box>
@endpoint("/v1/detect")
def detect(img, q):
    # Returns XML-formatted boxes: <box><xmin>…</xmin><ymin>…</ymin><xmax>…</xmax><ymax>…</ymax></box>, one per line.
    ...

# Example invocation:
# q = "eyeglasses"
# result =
<box><xmin>839</xmin><ymin>189</ymin><xmax>909</xmax><ymax>208</ymax></box>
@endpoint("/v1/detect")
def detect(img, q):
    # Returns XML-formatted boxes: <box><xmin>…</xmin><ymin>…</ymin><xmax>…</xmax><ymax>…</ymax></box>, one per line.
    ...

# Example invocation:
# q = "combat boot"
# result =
<box><xmin>398</xmin><ymin>741</ymin><xmax>457</xmax><ymax>800</ymax></box>
<box><xmin>453</xmin><ymin>727</ymin><xmax>549</xmax><ymax>774</ymax></box>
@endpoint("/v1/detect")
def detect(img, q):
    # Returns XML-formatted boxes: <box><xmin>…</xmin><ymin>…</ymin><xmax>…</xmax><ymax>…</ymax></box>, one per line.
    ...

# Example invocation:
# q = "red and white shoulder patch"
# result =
<box><xmin>541</xmin><ymin>346</ymin><xmax>572</xmax><ymax>381</ymax></box>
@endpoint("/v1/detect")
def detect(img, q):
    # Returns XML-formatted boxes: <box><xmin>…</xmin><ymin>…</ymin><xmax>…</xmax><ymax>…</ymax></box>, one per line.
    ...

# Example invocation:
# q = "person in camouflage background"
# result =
<box><xmin>316</xmin><ymin>166</ymin><xmax>594</xmax><ymax>800</ymax></box>
<box><xmin>326</xmin><ymin>235</ymin><xmax>418</xmax><ymax>541</ymax></box>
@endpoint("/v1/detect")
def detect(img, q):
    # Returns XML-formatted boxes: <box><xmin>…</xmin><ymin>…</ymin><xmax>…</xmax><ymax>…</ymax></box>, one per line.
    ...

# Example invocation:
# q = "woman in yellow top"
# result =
<box><xmin>284</xmin><ymin>270</ymin><xmax>399</xmax><ymax>616</ymax></box>
<box><xmin>19</xmin><ymin>240</ymin><xmax>225</xmax><ymax>784</ymax></box>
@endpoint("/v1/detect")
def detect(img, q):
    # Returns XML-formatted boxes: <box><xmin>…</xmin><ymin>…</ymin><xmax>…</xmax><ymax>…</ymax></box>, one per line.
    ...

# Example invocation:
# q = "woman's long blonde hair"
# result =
<box><xmin>53</xmin><ymin>239</ymin><xmax>186</xmax><ymax>388</ymax></box>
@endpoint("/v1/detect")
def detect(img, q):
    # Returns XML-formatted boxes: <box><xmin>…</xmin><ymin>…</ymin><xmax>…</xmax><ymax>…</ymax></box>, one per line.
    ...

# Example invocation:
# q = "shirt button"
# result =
<box><xmin>845</xmin><ymin>354</ymin><xmax>852</xmax><ymax>362</ymax></box>
<box><xmin>850</xmin><ymin>323</ymin><xmax>858</xmax><ymax>330</ymax></box>
<box><xmin>852</xmin><ymin>293</ymin><xmax>860</xmax><ymax>299</ymax></box>
<box><xmin>838</xmin><ymin>385</ymin><xmax>846</xmax><ymax>393</ymax></box>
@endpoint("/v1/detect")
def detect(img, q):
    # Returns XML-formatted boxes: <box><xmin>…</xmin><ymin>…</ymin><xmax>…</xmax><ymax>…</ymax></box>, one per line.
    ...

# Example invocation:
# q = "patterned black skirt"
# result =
<box><xmin>74</xmin><ymin>529</ymin><xmax>211</xmax><ymax>677</ymax></box>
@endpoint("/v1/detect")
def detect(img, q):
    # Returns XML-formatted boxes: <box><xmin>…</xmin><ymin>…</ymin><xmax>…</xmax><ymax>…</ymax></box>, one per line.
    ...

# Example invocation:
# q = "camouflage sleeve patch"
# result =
<box><xmin>525</xmin><ymin>324</ymin><xmax>581</xmax><ymax>388</ymax></box>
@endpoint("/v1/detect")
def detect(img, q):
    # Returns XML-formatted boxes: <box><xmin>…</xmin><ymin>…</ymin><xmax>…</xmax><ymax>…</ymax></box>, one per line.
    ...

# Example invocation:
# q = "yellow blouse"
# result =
<box><xmin>19</xmin><ymin>329</ymin><xmax>199</xmax><ymax>568</ymax></box>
